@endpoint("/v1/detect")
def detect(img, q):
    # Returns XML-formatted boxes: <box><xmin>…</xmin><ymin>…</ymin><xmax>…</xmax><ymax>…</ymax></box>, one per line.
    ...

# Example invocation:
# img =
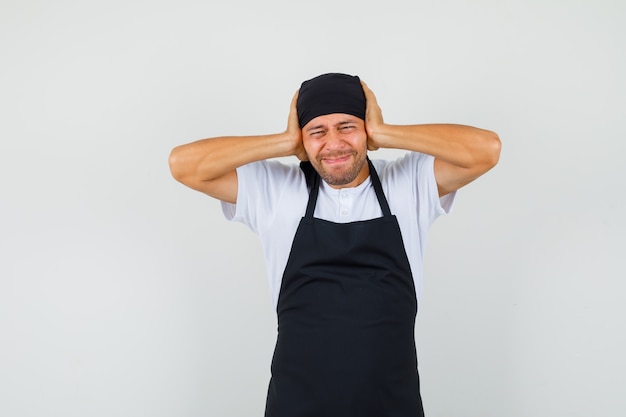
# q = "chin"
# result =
<box><xmin>317</xmin><ymin>157</ymin><xmax>367</xmax><ymax>187</ymax></box>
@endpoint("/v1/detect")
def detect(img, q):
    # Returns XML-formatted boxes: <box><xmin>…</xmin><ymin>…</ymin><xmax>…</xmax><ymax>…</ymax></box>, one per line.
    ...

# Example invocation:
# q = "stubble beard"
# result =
<box><xmin>315</xmin><ymin>150</ymin><xmax>367</xmax><ymax>187</ymax></box>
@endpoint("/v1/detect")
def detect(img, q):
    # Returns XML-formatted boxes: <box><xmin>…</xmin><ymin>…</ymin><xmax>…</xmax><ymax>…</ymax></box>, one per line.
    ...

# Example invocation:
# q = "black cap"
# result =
<box><xmin>296</xmin><ymin>73</ymin><xmax>366</xmax><ymax>128</ymax></box>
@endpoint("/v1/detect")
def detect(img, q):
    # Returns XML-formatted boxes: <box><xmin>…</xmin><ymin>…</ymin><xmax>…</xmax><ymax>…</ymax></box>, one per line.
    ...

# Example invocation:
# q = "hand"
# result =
<box><xmin>361</xmin><ymin>81</ymin><xmax>385</xmax><ymax>151</ymax></box>
<box><xmin>286</xmin><ymin>90</ymin><xmax>308</xmax><ymax>161</ymax></box>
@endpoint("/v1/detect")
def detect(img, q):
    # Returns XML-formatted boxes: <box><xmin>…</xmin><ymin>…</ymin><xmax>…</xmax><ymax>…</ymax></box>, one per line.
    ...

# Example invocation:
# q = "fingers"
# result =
<box><xmin>360</xmin><ymin>80</ymin><xmax>383</xmax><ymax>121</ymax></box>
<box><xmin>291</xmin><ymin>89</ymin><xmax>299</xmax><ymax>107</ymax></box>
<box><xmin>287</xmin><ymin>89</ymin><xmax>305</xmax><ymax>159</ymax></box>
<box><xmin>360</xmin><ymin>80</ymin><xmax>381</xmax><ymax>116</ymax></box>
<box><xmin>288</xmin><ymin>89</ymin><xmax>300</xmax><ymax>127</ymax></box>
<box><xmin>360</xmin><ymin>80</ymin><xmax>384</xmax><ymax>150</ymax></box>
<box><xmin>360</xmin><ymin>81</ymin><xmax>376</xmax><ymax>103</ymax></box>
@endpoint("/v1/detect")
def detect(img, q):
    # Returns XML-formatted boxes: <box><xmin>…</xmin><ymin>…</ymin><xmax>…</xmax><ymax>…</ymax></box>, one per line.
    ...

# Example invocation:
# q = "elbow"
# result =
<box><xmin>484</xmin><ymin>130</ymin><xmax>501</xmax><ymax>169</ymax></box>
<box><xmin>168</xmin><ymin>146</ymin><xmax>187</xmax><ymax>183</ymax></box>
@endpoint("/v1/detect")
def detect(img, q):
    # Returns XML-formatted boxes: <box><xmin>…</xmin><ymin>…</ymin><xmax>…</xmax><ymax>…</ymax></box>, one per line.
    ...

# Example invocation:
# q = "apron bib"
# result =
<box><xmin>265</xmin><ymin>159</ymin><xmax>424</xmax><ymax>417</ymax></box>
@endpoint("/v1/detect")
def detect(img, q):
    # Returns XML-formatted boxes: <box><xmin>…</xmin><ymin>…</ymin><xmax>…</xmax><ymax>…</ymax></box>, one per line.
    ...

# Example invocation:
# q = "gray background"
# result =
<box><xmin>1</xmin><ymin>0</ymin><xmax>624</xmax><ymax>416</ymax></box>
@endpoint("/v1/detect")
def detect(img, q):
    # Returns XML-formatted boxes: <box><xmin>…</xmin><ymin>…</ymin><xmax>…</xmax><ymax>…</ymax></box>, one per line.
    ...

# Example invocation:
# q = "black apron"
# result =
<box><xmin>265</xmin><ymin>159</ymin><xmax>424</xmax><ymax>417</ymax></box>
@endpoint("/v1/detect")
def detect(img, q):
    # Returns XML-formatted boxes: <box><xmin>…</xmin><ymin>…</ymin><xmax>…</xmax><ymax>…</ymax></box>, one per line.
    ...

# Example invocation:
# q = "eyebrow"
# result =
<box><xmin>305</xmin><ymin>119</ymin><xmax>358</xmax><ymax>132</ymax></box>
<box><xmin>336</xmin><ymin>120</ymin><xmax>356</xmax><ymax>127</ymax></box>
<box><xmin>305</xmin><ymin>124</ymin><xmax>325</xmax><ymax>132</ymax></box>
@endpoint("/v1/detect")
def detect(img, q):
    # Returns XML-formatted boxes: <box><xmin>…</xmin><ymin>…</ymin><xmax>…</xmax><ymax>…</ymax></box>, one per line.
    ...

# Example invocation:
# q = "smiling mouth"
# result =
<box><xmin>320</xmin><ymin>153</ymin><xmax>352</xmax><ymax>164</ymax></box>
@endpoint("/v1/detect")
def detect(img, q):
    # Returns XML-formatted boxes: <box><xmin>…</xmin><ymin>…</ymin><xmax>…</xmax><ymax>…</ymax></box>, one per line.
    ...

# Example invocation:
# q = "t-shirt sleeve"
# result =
<box><xmin>418</xmin><ymin>153</ymin><xmax>456</xmax><ymax>218</ymax></box>
<box><xmin>380</xmin><ymin>152</ymin><xmax>456</xmax><ymax>226</ymax></box>
<box><xmin>221</xmin><ymin>160</ymin><xmax>304</xmax><ymax>235</ymax></box>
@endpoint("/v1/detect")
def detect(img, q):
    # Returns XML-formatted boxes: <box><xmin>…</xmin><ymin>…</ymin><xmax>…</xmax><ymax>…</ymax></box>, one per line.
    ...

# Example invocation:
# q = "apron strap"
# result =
<box><xmin>367</xmin><ymin>158</ymin><xmax>392</xmax><ymax>217</ymax></box>
<box><xmin>301</xmin><ymin>157</ymin><xmax>392</xmax><ymax>219</ymax></box>
<box><xmin>303</xmin><ymin>162</ymin><xmax>321</xmax><ymax>219</ymax></box>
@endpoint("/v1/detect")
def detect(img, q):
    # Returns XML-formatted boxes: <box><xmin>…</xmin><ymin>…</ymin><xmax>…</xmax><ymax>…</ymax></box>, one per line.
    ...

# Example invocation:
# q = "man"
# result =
<box><xmin>169</xmin><ymin>73</ymin><xmax>500</xmax><ymax>416</ymax></box>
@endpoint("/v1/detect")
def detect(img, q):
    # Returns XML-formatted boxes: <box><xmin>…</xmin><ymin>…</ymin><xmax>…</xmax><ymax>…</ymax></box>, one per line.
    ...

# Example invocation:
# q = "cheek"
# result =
<box><xmin>347</xmin><ymin>133</ymin><xmax>367</xmax><ymax>149</ymax></box>
<box><xmin>302</xmin><ymin>138</ymin><xmax>320</xmax><ymax>156</ymax></box>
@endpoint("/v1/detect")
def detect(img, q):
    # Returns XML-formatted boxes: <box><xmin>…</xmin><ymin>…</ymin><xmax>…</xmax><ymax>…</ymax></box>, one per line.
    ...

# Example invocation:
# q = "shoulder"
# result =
<box><xmin>224</xmin><ymin>159</ymin><xmax>307</xmax><ymax>232</ymax></box>
<box><xmin>236</xmin><ymin>159</ymin><xmax>307</xmax><ymax>191</ymax></box>
<box><xmin>370</xmin><ymin>152</ymin><xmax>432</xmax><ymax>181</ymax></box>
<box><xmin>236</xmin><ymin>159</ymin><xmax>308</xmax><ymax>203</ymax></box>
<box><xmin>238</xmin><ymin>159</ymin><xmax>302</xmax><ymax>179</ymax></box>
<box><xmin>371</xmin><ymin>152</ymin><xmax>453</xmax><ymax>214</ymax></box>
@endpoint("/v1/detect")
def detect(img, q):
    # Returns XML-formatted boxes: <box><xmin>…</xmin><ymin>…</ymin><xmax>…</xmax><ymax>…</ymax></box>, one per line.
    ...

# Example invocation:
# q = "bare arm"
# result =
<box><xmin>362</xmin><ymin>82</ymin><xmax>501</xmax><ymax>196</ymax></box>
<box><xmin>168</xmin><ymin>92</ymin><xmax>306</xmax><ymax>203</ymax></box>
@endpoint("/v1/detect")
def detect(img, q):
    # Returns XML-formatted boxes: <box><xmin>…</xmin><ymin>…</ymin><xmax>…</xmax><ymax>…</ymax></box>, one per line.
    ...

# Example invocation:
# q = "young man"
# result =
<box><xmin>169</xmin><ymin>73</ymin><xmax>501</xmax><ymax>416</ymax></box>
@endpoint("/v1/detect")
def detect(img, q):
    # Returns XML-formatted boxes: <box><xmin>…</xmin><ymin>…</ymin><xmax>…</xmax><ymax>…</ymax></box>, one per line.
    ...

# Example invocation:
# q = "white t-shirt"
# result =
<box><xmin>222</xmin><ymin>152</ymin><xmax>455</xmax><ymax>311</ymax></box>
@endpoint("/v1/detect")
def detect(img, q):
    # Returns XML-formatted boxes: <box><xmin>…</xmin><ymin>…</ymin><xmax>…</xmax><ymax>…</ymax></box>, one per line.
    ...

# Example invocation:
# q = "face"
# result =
<box><xmin>302</xmin><ymin>113</ymin><xmax>369</xmax><ymax>188</ymax></box>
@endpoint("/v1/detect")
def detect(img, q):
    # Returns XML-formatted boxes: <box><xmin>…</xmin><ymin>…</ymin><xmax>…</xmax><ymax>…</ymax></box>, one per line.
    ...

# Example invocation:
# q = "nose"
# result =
<box><xmin>324</xmin><ymin>129</ymin><xmax>342</xmax><ymax>149</ymax></box>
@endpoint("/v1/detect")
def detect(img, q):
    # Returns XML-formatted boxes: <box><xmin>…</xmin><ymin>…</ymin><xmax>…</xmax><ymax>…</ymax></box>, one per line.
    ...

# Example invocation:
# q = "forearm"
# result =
<box><xmin>370</xmin><ymin>123</ymin><xmax>501</xmax><ymax>169</ymax></box>
<box><xmin>168</xmin><ymin>132</ymin><xmax>294</xmax><ymax>184</ymax></box>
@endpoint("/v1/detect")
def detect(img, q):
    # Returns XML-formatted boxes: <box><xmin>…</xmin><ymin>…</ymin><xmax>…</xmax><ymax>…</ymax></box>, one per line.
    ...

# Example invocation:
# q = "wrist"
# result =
<box><xmin>368</xmin><ymin>123</ymin><xmax>392</xmax><ymax>149</ymax></box>
<box><xmin>279</xmin><ymin>130</ymin><xmax>303</xmax><ymax>158</ymax></box>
